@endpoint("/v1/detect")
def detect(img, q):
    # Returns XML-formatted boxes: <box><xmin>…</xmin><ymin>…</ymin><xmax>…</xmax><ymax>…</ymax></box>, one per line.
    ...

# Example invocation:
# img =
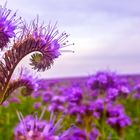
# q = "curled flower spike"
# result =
<box><xmin>0</xmin><ymin>17</ymin><xmax>72</xmax><ymax>104</ymax></box>
<box><xmin>3</xmin><ymin>79</ymin><xmax>34</xmax><ymax>101</ymax></box>
<box><xmin>22</xmin><ymin>18</ymin><xmax>72</xmax><ymax>71</ymax></box>
<box><xmin>1</xmin><ymin>68</ymin><xmax>36</xmax><ymax>102</ymax></box>
<box><xmin>0</xmin><ymin>2</ymin><xmax>21</xmax><ymax>50</ymax></box>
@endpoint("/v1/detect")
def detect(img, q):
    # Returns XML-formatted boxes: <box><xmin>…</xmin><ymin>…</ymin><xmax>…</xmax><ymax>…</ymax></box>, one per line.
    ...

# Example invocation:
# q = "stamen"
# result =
<box><xmin>39</xmin><ymin>106</ymin><xmax>46</xmax><ymax>120</ymax></box>
<box><xmin>60</xmin><ymin>50</ymin><xmax>74</xmax><ymax>53</ymax></box>
<box><xmin>16</xmin><ymin>111</ymin><xmax>27</xmax><ymax>135</ymax></box>
<box><xmin>62</xmin><ymin>42</ymin><xmax>75</xmax><ymax>47</ymax></box>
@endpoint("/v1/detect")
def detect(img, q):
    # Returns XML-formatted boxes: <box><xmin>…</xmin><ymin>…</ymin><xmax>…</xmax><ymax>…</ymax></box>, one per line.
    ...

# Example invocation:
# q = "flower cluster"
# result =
<box><xmin>106</xmin><ymin>104</ymin><xmax>131</xmax><ymax>129</ymax></box>
<box><xmin>87</xmin><ymin>71</ymin><xmax>130</xmax><ymax>102</ymax></box>
<box><xmin>0</xmin><ymin>3</ymin><xmax>72</xmax><ymax>104</ymax></box>
<box><xmin>18</xmin><ymin>71</ymin><xmax>131</xmax><ymax>139</ymax></box>
<box><xmin>14</xmin><ymin>111</ymin><xmax>99</xmax><ymax>140</ymax></box>
<box><xmin>0</xmin><ymin>2</ymin><xmax>21</xmax><ymax>50</ymax></box>
<box><xmin>14</xmin><ymin>110</ymin><xmax>70</xmax><ymax>140</ymax></box>
<box><xmin>132</xmin><ymin>84</ymin><xmax>140</xmax><ymax>99</ymax></box>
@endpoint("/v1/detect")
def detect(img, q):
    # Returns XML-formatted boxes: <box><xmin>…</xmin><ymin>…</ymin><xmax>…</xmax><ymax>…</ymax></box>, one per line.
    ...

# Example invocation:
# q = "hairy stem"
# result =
<box><xmin>0</xmin><ymin>37</ymin><xmax>47</xmax><ymax>103</ymax></box>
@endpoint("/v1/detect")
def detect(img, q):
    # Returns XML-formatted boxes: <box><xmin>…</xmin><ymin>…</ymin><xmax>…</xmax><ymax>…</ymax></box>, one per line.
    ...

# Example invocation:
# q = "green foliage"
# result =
<box><xmin>0</xmin><ymin>82</ymin><xmax>140</xmax><ymax>140</ymax></box>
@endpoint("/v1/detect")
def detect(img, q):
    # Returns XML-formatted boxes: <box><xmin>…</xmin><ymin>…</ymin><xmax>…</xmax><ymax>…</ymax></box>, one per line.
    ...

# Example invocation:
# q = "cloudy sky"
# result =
<box><xmin>1</xmin><ymin>0</ymin><xmax>140</xmax><ymax>78</ymax></box>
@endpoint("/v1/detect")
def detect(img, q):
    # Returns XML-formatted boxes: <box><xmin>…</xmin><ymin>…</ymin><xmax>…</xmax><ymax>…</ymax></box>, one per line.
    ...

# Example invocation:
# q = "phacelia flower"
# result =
<box><xmin>106</xmin><ymin>88</ymin><xmax>119</xmax><ymax>102</ymax></box>
<box><xmin>0</xmin><ymin>17</ymin><xmax>72</xmax><ymax>104</ymax></box>
<box><xmin>0</xmin><ymin>2</ymin><xmax>21</xmax><ymax>49</ymax></box>
<box><xmin>118</xmin><ymin>85</ymin><xmax>130</xmax><ymax>97</ymax></box>
<box><xmin>20</xmin><ymin>18</ymin><xmax>73</xmax><ymax>71</ymax></box>
<box><xmin>8</xmin><ymin>96</ymin><xmax>20</xmax><ymax>104</ymax></box>
<box><xmin>66</xmin><ymin>127</ymin><xmax>87</xmax><ymax>140</ymax></box>
<box><xmin>67</xmin><ymin>85</ymin><xmax>83</xmax><ymax>104</ymax></box>
<box><xmin>14</xmin><ymin>110</ymin><xmax>71</xmax><ymax>140</ymax></box>
<box><xmin>106</xmin><ymin>104</ymin><xmax>131</xmax><ymax>128</ymax></box>
<box><xmin>48</xmin><ymin>95</ymin><xmax>66</xmax><ymax>112</ymax></box>
<box><xmin>17</xmin><ymin>68</ymin><xmax>38</xmax><ymax>96</ymax></box>
<box><xmin>132</xmin><ymin>84</ymin><xmax>140</xmax><ymax>99</ymax></box>
<box><xmin>66</xmin><ymin>103</ymin><xmax>85</xmax><ymax>116</ymax></box>
<box><xmin>88</xmin><ymin>127</ymin><xmax>99</xmax><ymax>140</ymax></box>
<box><xmin>93</xmin><ymin>98</ymin><xmax>104</xmax><ymax>119</ymax></box>
<box><xmin>63</xmin><ymin>127</ymin><xmax>99</xmax><ymax>140</ymax></box>
<box><xmin>42</xmin><ymin>91</ymin><xmax>53</xmax><ymax>103</ymax></box>
<box><xmin>87</xmin><ymin>71</ymin><xmax>118</xmax><ymax>91</ymax></box>
<box><xmin>33</xmin><ymin>102</ymin><xmax>41</xmax><ymax>109</ymax></box>
<box><xmin>1</xmin><ymin>100</ymin><xmax>9</xmax><ymax>107</ymax></box>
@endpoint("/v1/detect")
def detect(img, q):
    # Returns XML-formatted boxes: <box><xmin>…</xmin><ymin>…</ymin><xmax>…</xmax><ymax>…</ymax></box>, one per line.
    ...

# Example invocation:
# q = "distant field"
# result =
<box><xmin>0</xmin><ymin>72</ymin><xmax>140</xmax><ymax>139</ymax></box>
<box><xmin>44</xmin><ymin>74</ymin><xmax>140</xmax><ymax>86</ymax></box>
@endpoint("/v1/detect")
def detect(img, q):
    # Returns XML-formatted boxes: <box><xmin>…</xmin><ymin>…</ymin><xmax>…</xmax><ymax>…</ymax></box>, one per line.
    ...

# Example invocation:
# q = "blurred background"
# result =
<box><xmin>1</xmin><ymin>0</ymin><xmax>140</xmax><ymax>78</ymax></box>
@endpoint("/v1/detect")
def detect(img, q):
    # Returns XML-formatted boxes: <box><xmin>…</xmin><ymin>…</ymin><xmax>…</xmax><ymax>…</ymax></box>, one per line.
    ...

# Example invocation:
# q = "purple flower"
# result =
<box><xmin>87</xmin><ymin>76</ymin><xmax>98</xmax><ymax>90</ymax></box>
<box><xmin>91</xmin><ymin>90</ymin><xmax>99</xmax><ymax>98</ymax></box>
<box><xmin>0</xmin><ymin>13</ymin><xmax>73</xmax><ymax>104</ymax></box>
<box><xmin>9</xmin><ymin>97</ymin><xmax>20</xmax><ymax>104</ymax></box>
<box><xmin>106</xmin><ymin>104</ymin><xmax>124</xmax><ymax>117</ymax></box>
<box><xmin>93</xmin><ymin>98</ymin><xmax>104</xmax><ymax>119</ymax></box>
<box><xmin>48</xmin><ymin>95</ymin><xmax>66</xmax><ymax>112</ymax></box>
<box><xmin>118</xmin><ymin>85</ymin><xmax>130</xmax><ymax>97</ymax></box>
<box><xmin>67</xmin><ymin>86</ymin><xmax>83</xmax><ymax>103</ymax></box>
<box><xmin>22</xmin><ymin>19</ymin><xmax>73</xmax><ymax>72</ymax></box>
<box><xmin>87</xmin><ymin>71</ymin><xmax>118</xmax><ymax>91</ymax></box>
<box><xmin>117</xmin><ymin>114</ymin><xmax>131</xmax><ymax>128</ymax></box>
<box><xmin>0</xmin><ymin>2</ymin><xmax>21</xmax><ymax>49</ymax></box>
<box><xmin>66</xmin><ymin>128</ymin><xmax>87</xmax><ymax>140</ymax></box>
<box><xmin>33</xmin><ymin>102</ymin><xmax>41</xmax><ymax>109</ymax></box>
<box><xmin>134</xmin><ymin>84</ymin><xmax>140</xmax><ymax>92</ymax></box>
<box><xmin>63</xmin><ymin>127</ymin><xmax>99</xmax><ymax>140</ymax></box>
<box><xmin>107</xmin><ymin>114</ymin><xmax>131</xmax><ymax>128</ymax></box>
<box><xmin>88</xmin><ymin>128</ymin><xmax>99</xmax><ymax>140</ymax></box>
<box><xmin>32</xmin><ymin>92</ymin><xmax>41</xmax><ymax>99</ymax></box>
<box><xmin>83</xmin><ymin>101</ymin><xmax>96</xmax><ymax>116</ymax></box>
<box><xmin>106</xmin><ymin>88</ymin><xmax>119</xmax><ymax>102</ymax></box>
<box><xmin>106</xmin><ymin>104</ymin><xmax>131</xmax><ymax>128</ymax></box>
<box><xmin>48</xmin><ymin>103</ymin><xmax>65</xmax><ymax>112</ymax></box>
<box><xmin>66</xmin><ymin>103</ymin><xmax>85</xmax><ymax>116</ymax></box>
<box><xmin>1</xmin><ymin>100</ymin><xmax>9</xmax><ymax>107</ymax></box>
<box><xmin>14</xmin><ymin>110</ymin><xmax>71</xmax><ymax>140</ymax></box>
<box><xmin>51</xmin><ymin>95</ymin><xmax>66</xmax><ymax>103</ymax></box>
<box><xmin>42</xmin><ymin>91</ymin><xmax>53</xmax><ymax>103</ymax></box>
<box><xmin>133</xmin><ymin>93</ymin><xmax>140</xmax><ymax>99</ymax></box>
<box><xmin>132</xmin><ymin>84</ymin><xmax>140</xmax><ymax>99</ymax></box>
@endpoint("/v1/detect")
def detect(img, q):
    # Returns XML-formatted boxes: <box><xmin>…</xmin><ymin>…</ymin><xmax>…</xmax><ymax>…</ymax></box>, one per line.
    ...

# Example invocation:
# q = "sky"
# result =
<box><xmin>1</xmin><ymin>0</ymin><xmax>140</xmax><ymax>78</ymax></box>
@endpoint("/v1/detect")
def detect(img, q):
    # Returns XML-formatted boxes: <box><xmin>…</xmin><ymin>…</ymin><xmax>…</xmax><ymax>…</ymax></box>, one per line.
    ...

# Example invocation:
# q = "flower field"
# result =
<box><xmin>0</xmin><ymin>2</ymin><xmax>140</xmax><ymax>140</ymax></box>
<box><xmin>0</xmin><ymin>72</ymin><xmax>140</xmax><ymax>139</ymax></box>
